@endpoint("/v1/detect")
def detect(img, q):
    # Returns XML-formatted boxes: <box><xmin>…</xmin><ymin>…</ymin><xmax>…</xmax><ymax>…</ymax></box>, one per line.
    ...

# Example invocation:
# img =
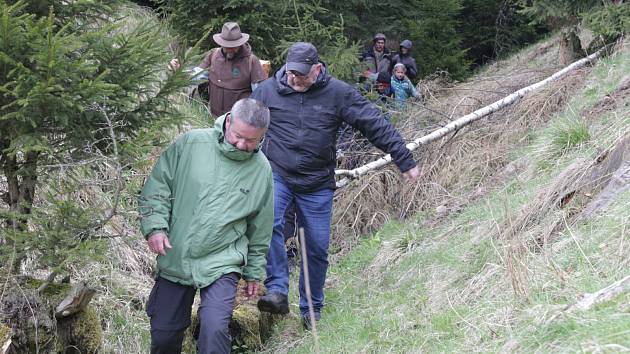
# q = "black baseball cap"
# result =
<box><xmin>286</xmin><ymin>42</ymin><xmax>319</xmax><ymax>76</ymax></box>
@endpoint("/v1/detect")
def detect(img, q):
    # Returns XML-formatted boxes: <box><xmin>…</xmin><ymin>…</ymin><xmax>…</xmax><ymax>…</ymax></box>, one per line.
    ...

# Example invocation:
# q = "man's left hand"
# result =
<box><xmin>244</xmin><ymin>281</ymin><xmax>259</xmax><ymax>299</ymax></box>
<box><xmin>402</xmin><ymin>166</ymin><xmax>420</xmax><ymax>184</ymax></box>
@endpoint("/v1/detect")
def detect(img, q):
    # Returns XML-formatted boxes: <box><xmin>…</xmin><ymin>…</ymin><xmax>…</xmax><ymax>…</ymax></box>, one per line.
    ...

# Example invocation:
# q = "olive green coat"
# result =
<box><xmin>139</xmin><ymin>115</ymin><xmax>273</xmax><ymax>288</ymax></box>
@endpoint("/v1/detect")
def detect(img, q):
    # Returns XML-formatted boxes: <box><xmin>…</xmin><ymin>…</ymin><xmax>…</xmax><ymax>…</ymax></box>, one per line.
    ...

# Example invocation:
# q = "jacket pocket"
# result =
<box><xmin>231</xmin><ymin>242</ymin><xmax>246</xmax><ymax>267</ymax></box>
<box><xmin>232</xmin><ymin>224</ymin><xmax>248</xmax><ymax>267</ymax></box>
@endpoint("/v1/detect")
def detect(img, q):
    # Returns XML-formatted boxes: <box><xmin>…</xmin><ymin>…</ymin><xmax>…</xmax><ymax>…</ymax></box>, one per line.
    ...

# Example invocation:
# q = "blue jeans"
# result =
<box><xmin>265</xmin><ymin>173</ymin><xmax>334</xmax><ymax>315</ymax></box>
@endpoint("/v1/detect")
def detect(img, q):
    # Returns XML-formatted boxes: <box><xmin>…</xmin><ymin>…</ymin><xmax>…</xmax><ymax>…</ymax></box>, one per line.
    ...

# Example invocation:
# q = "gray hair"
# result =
<box><xmin>393</xmin><ymin>63</ymin><xmax>406</xmax><ymax>73</ymax></box>
<box><xmin>231</xmin><ymin>98</ymin><xmax>270</xmax><ymax>129</ymax></box>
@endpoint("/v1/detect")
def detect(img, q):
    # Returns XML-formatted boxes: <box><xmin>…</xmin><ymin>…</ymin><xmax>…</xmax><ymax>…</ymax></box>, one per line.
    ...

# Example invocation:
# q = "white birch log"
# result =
<box><xmin>336</xmin><ymin>49</ymin><xmax>604</xmax><ymax>188</ymax></box>
<box><xmin>1</xmin><ymin>339</ymin><xmax>10</xmax><ymax>354</ymax></box>
<box><xmin>545</xmin><ymin>275</ymin><xmax>630</xmax><ymax>325</ymax></box>
<box><xmin>566</xmin><ymin>275</ymin><xmax>630</xmax><ymax>312</ymax></box>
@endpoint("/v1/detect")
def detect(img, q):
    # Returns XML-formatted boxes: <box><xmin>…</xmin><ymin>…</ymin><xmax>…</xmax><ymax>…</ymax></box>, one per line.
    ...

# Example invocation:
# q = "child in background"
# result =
<box><xmin>390</xmin><ymin>63</ymin><xmax>419</xmax><ymax>108</ymax></box>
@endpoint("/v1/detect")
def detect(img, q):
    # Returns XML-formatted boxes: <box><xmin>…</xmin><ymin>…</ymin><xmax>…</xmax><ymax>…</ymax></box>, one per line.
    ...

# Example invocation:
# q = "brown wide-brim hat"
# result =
<box><xmin>213</xmin><ymin>22</ymin><xmax>250</xmax><ymax>48</ymax></box>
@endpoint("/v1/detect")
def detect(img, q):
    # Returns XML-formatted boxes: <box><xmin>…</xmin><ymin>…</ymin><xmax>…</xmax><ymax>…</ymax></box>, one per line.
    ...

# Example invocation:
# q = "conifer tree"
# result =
<box><xmin>0</xmin><ymin>0</ymin><xmax>192</xmax><ymax>275</ymax></box>
<box><xmin>519</xmin><ymin>0</ymin><xmax>601</xmax><ymax>64</ymax></box>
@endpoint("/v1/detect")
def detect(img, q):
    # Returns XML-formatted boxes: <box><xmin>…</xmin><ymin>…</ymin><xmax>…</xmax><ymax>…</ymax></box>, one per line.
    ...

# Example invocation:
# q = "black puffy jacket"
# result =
<box><xmin>251</xmin><ymin>63</ymin><xmax>416</xmax><ymax>192</ymax></box>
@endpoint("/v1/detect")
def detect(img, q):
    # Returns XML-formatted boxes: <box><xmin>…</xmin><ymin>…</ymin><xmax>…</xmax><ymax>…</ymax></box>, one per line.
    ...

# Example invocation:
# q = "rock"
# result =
<box><xmin>183</xmin><ymin>280</ymin><xmax>280</xmax><ymax>352</ymax></box>
<box><xmin>56</xmin><ymin>307</ymin><xmax>102</xmax><ymax>354</ymax></box>
<box><xmin>230</xmin><ymin>304</ymin><xmax>265</xmax><ymax>351</ymax></box>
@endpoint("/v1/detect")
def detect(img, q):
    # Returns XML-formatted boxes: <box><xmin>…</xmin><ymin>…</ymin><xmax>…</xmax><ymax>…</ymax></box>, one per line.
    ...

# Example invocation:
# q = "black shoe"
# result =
<box><xmin>301</xmin><ymin>311</ymin><xmax>321</xmax><ymax>330</ymax></box>
<box><xmin>257</xmin><ymin>291</ymin><xmax>289</xmax><ymax>314</ymax></box>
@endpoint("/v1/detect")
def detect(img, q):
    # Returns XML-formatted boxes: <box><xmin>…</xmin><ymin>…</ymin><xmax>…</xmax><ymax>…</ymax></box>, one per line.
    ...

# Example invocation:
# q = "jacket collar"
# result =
<box><xmin>214</xmin><ymin>113</ymin><xmax>260</xmax><ymax>161</ymax></box>
<box><xmin>366</xmin><ymin>45</ymin><xmax>391</xmax><ymax>58</ymax></box>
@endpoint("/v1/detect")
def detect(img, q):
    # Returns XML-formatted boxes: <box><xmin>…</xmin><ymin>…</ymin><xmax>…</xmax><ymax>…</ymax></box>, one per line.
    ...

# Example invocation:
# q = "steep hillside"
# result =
<box><xmin>33</xmin><ymin>31</ymin><xmax>629</xmax><ymax>353</ymax></box>
<box><xmin>260</xmin><ymin>37</ymin><xmax>630</xmax><ymax>353</ymax></box>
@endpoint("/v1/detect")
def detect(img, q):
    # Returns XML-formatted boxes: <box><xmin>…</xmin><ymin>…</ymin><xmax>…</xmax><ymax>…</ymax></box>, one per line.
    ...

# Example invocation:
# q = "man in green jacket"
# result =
<box><xmin>139</xmin><ymin>98</ymin><xmax>274</xmax><ymax>354</ymax></box>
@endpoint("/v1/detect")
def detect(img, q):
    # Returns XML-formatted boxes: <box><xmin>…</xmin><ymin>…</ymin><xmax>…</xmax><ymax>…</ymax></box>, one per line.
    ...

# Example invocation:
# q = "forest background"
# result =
<box><xmin>150</xmin><ymin>0</ymin><xmax>549</xmax><ymax>81</ymax></box>
<box><xmin>0</xmin><ymin>0</ymin><xmax>559</xmax><ymax>286</ymax></box>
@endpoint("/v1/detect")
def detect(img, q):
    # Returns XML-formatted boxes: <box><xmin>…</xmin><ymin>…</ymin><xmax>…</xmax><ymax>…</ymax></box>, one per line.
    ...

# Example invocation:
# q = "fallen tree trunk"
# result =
<box><xmin>336</xmin><ymin>48</ymin><xmax>606</xmax><ymax>188</ymax></box>
<box><xmin>566</xmin><ymin>275</ymin><xmax>630</xmax><ymax>312</ymax></box>
<box><xmin>545</xmin><ymin>274</ymin><xmax>630</xmax><ymax>324</ymax></box>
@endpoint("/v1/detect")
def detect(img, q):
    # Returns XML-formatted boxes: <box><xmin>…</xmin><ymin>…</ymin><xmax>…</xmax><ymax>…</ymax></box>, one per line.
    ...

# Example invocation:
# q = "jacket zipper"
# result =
<box><xmin>297</xmin><ymin>94</ymin><xmax>304</xmax><ymax>168</ymax></box>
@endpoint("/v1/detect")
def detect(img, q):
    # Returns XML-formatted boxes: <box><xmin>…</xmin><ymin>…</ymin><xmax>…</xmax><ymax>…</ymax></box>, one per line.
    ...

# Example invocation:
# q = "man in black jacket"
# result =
<box><xmin>252</xmin><ymin>42</ymin><xmax>419</xmax><ymax>328</ymax></box>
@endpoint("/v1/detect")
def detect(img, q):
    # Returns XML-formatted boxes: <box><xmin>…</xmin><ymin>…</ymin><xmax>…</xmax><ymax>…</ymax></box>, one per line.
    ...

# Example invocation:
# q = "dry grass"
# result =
<box><xmin>331</xmin><ymin>35</ymin><xmax>591</xmax><ymax>260</ymax></box>
<box><xmin>260</xmin><ymin>36</ymin><xmax>630</xmax><ymax>354</ymax></box>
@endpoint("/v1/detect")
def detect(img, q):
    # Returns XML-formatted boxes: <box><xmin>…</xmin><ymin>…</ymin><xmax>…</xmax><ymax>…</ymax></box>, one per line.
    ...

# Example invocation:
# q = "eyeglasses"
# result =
<box><xmin>286</xmin><ymin>70</ymin><xmax>307</xmax><ymax>78</ymax></box>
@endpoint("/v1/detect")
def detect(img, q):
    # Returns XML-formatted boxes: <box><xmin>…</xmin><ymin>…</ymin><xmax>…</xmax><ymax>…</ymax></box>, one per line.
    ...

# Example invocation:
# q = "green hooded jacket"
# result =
<box><xmin>139</xmin><ymin>114</ymin><xmax>273</xmax><ymax>288</ymax></box>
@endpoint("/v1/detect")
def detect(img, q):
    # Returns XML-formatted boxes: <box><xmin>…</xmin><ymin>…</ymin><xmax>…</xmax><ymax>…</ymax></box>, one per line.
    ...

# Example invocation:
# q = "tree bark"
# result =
<box><xmin>2</xmin><ymin>154</ymin><xmax>22</xmax><ymax>230</ymax></box>
<box><xmin>18</xmin><ymin>151</ymin><xmax>39</xmax><ymax>216</ymax></box>
<box><xmin>559</xmin><ymin>28</ymin><xmax>582</xmax><ymax>66</ymax></box>
<box><xmin>0</xmin><ymin>149</ymin><xmax>39</xmax><ymax>230</ymax></box>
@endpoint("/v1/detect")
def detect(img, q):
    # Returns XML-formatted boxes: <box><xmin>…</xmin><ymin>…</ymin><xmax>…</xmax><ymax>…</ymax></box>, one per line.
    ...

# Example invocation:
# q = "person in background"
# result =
<box><xmin>251</xmin><ymin>42</ymin><xmax>419</xmax><ymax>329</ymax></box>
<box><xmin>391</xmin><ymin>39</ymin><xmax>418</xmax><ymax>82</ymax></box>
<box><xmin>139</xmin><ymin>98</ymin><xmax>274</xmax><ymax>354</ymax></box>
<box><xmin>170</xmin><ymin>22</ymin><xmax>267</xmax><ymax>116</ymax></box>
<box><xmin>361</xmin><ymin>33</ymin><xmax>392</xmax><ymax>78</ymax></box>
<box><xmin>391</xmin><ymin>63</ymin><xmax>419</xmax><ymax>108</ymax></box>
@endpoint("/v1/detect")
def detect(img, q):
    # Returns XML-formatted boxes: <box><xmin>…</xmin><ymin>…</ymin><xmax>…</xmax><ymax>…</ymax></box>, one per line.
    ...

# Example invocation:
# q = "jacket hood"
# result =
<box><xmin>274</xmin><ymin>61</ymin><xmax>332</xmax><ymax>95</ymax></box>
<box><xmin>213</xmin><ymin>113</ymin><xmax>260</xmax><ymax>161</ymax></box>
<box><xmin>399</xmin><ymin>39</ymin><xmax>412</xmax><ymax>50</ymax></box>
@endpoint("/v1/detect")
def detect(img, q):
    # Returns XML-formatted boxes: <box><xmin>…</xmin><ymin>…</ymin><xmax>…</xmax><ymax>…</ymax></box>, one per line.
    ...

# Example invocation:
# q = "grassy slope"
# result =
<box><xmin>260</xmin><ymin>39</ymin><xmax>630</xmax><ymax>353</ymax></box>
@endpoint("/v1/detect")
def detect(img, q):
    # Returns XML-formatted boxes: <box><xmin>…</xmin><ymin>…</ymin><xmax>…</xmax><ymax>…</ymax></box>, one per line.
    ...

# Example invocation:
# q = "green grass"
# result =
<box><xmin>259</xmin><ymin>37</ymin><xmax>630</xmax><ymax>354</ymax></box>
<box><xmin>550</xmin><ymin>117</ymin><xmax>591</xmax><ymax>152</ymax></box>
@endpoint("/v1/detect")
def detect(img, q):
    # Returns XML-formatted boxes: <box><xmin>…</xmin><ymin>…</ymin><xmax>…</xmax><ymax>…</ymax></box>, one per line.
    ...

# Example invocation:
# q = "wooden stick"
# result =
<box><xmin>336</xmin><ymin>49</ymin><xmax>606</xmax><ymax>188</ymax></box>
<box><xmin>298</xmin><ymin>227</ymin><xmax>320</xmax><ymax>353</ymax></box>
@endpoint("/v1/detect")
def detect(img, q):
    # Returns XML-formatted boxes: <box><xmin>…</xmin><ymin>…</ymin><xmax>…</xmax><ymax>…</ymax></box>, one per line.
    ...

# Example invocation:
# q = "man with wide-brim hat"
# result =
<box><xmin>170</xmin><ymin>22</ymin><xmax>267</xmax><ymax>116</ymax></box>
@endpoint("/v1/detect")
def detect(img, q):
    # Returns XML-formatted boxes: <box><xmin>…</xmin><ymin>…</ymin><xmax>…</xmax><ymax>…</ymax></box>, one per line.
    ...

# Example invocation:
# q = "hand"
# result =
<box><xmin>147</xmin><ymin>231</ymin><xmax>172</xmax><ymax>256</ymax></box>
<box><xmin>243</xmin><ymin>281</ymin><xmax>259</xmax><ymax>299</ymax></box>
<box><xmin>402</xmin><ymin>166</ymin><xmax>420</xmax><ymax>184</ymax></box>
<box><xmin>361</xmin><ymin>70</ymin><xmax>371</xmax><ymax>78</ymax></box>
<box><xmin>169</xmin><ymin>58</ymin><xmax>180</xmax><ymax>71</ymax></box>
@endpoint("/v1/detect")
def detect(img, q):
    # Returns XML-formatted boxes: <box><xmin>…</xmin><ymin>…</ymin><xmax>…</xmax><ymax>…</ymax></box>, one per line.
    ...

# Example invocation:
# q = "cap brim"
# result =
<box><xmin>286</xmin><ymin>62</ymin><xmax>312</xmax><ymax>76</ymax></box>
<box><xmin>213</xmin><ymin>33</ymin><xmax>249</xmax><ymax>48</ymax></box>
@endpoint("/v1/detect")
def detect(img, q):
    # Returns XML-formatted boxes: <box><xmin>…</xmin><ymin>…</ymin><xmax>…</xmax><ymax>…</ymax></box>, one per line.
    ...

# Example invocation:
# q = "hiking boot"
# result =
<box><xmin>257</xmin><ymin>292</ymin><xmax>289</xmax><ymax>314</ymax></box>
<box><xmin>301</xmin><ymin>311</ymin><xmax>321</xmax><ymax>331</ymax></box>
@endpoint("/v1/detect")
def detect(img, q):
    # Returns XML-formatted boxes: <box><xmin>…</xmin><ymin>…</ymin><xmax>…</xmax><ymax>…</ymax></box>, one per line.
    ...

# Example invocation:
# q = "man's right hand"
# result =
<box><xmin>169</xmin><ymin>58</ymin><xmax>181</xmax><ymax>71</ymax></box>
<box><xmin>147</xmin><ymin>231</ymin><xmax>172</xmax><ymax>256</ymax></box>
